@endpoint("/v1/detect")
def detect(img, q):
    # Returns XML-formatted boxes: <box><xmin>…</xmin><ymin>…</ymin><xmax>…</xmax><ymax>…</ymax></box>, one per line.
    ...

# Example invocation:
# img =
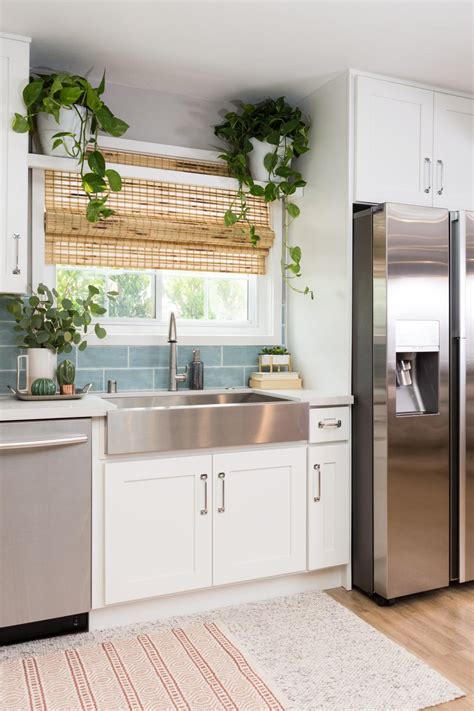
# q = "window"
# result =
<box><xmin>56</xmin><ymin>266</ymin><xmax>255</xmax><ymax>325</ymax></box>
<box><xmin>32</xmin><ymin>138</ymin><xmax>283</xmax><ymax>344</ymax></box>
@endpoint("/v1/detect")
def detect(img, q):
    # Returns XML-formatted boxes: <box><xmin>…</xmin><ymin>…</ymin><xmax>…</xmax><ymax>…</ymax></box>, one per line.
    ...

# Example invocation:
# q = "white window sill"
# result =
<box><xmin>84</xmin><ymin>330</ymin><xmax>281</xmax><ymax>347</ymax></box>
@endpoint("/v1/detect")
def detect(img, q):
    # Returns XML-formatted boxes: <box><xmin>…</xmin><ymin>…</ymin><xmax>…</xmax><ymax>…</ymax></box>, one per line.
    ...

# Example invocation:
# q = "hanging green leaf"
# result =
<box><xmin>88</xmin><ymin>150</ymin><xmax>106</xmax><ymax>177</ymax></box>
<box><xmin>287</xmin><ymin>202</ymin><xmax>300</xmax><ymax>218</ymax></box>
<box><xmin>23</xmin><ymin>80</ymin><xmax>43</xmax><ymax>107</ymax></box>
<box><xmin>11</xmin><ymin>113</ymin><xmax>30</xmax><ymax>132</ymax></box>
<box><xmin>105</xmin><ymin>169</ymin><xmax>122</xmax><ymax>191</ymax></box>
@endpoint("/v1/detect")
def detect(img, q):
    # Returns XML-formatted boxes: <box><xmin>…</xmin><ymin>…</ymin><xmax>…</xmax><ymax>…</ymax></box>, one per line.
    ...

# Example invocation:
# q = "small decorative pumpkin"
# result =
<box><xmin>57</xmin><ymin>359</ymin><xmax>76</xmax><ymax>394</ymax></box>
<box><xmin>31</xmin><ymin>377</ymin><xmax>56</xmax><ymax>396</ymax></box>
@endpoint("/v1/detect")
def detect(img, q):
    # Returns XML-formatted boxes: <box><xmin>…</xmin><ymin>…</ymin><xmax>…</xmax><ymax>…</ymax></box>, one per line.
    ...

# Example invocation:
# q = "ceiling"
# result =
<box><xmin>2</xmin><ymin>0</ymin><xmax>473</xmax><ymax>102</ymax></box>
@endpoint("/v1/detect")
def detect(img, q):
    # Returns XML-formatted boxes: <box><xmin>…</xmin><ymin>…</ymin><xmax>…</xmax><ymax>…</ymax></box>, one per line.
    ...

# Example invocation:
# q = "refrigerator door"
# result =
<box><xmin>373</xmin><ymin>204</ymin><xmax>450</xmax><ymax>599</ymax></box>
<box><xmin>461</xmin><ymin>211</ymin><xmax>474</xmax><ymax>582</ymax></box>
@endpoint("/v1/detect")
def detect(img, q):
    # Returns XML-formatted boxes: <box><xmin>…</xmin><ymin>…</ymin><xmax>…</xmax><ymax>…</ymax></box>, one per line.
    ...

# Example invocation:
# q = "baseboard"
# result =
<box><xmin>90</xmin><ymin>566</ymin><xmax>347</xmax><ymax>631</ymax></box>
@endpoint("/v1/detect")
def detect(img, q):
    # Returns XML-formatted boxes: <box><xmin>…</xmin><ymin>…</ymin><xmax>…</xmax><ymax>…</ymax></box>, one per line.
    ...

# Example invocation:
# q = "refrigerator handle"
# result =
<box><xmin>451</xmin><ymin>212</ymin><xmax>466</xmax><ymax>339</ymax></box>
<box><xmin>458</xmin><ymin>335</ymin><xmax>467</xmax><ymax>583</ymax></box>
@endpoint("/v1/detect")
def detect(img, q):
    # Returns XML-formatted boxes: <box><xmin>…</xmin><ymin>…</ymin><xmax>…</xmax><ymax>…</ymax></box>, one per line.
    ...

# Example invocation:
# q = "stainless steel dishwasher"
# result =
<box><xmin>0</xmin><ymin>418</ymin><xmax>92</xmax><ymax>645</ymax></box>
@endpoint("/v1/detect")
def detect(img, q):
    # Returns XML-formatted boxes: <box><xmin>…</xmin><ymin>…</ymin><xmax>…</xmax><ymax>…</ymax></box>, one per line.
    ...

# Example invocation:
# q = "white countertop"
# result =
<box><xmin>0</xmin><ymin>388</ymin><xmax>353</xmax><ymax>422</ymax></box>
<box><xmin>0</xmin><ymin>394</ymin><xmax>114</xmax><ymax>421</ymax></box>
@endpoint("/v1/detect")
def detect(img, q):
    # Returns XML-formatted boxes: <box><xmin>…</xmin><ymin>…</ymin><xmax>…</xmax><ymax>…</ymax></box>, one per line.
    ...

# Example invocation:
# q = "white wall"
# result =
<box><xmin>102</xmin><ymin>82</ymin><xmax>228</xmax><ymax>150</ymax></box>
<box><xmin>287</xmin><ymin>73</ymin><xmax>352</xmax><ymax>394</ymax></box>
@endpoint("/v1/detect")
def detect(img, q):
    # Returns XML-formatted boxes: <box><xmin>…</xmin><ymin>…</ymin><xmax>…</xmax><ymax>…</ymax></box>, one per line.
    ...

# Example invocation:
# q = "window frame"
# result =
<box><xmin>30</xmin><ymin>138</ymin><xmax>283</xmax><ymax>346</ymax></box>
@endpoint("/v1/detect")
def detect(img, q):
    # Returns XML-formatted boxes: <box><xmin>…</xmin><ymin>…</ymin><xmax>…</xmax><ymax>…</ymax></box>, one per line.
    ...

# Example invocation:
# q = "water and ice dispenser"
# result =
<box><xmin>395</xmin><ymin>320</ymin><xmax>440</xmax><ymax>415</ymax></box>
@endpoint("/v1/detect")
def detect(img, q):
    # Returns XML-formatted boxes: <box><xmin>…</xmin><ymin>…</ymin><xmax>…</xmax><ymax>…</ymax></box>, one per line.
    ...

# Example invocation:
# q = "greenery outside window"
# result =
<box><xmin>56</xmin><ymin>266</ymin><xmax>254</xmax><ymax>326</ymax></box>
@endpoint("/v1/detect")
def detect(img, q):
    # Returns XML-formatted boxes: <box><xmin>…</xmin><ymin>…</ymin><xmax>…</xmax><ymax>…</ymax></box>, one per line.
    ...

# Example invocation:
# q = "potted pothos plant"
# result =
<box><xmin>12</xmin><ymin>71</ymin><xmax>129</xmax><ymax>222</ymax></box>
<box><xmin>7</xmin><ymin>283</ymin><xmax>116</xmax><ymax>392</ymax></box>
<box><xmin>258</xmin><ymin>346</ymin><xmax>292</xmax><ymax>372</ymax></box>
<box><xmin>215</xmin><ymin>97</ymin><xmax>313</xmax><ymax>298</ymax></box>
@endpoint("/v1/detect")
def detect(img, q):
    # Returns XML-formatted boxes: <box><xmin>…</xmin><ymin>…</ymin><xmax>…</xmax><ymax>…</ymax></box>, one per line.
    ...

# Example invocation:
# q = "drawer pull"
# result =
<box><xmin>313</xmin><ymin>463</ymin><xmax>321</xmax><ymax>502</ymax></box>
<box><xmin>318</xmin><ymin>418</ymin><xmax>342</xmax><ymax>429</ymax></box>
<box><xmin>200</xmin><ymin>473</ymin><xmax>208</xmax><ymax>515</ymax></box>
<box><xmin>218</xmin><ymin>472</ymin><xmax>225</xmax><ymax>513</ymax></box>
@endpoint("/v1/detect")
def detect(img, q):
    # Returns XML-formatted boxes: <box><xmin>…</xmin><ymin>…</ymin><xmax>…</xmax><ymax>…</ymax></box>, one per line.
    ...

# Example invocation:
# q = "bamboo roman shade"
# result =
<box><xmin>44</xmin><ymin>170</ymin><xmax>275</xmax><ymax>275</ymax></box>
<box><xmin>91</xmin><ymin>146</ymin><xmax>231</xmax><ymax>177</ymax></box>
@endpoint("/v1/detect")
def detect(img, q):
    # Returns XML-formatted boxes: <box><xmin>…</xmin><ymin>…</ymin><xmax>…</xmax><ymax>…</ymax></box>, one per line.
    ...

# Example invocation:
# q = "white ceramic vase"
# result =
<box><xmin>248</xmin><ymin>137</ymin><xmax>292</xmax><ymax>183</ymax></box>
<box><xmin>17</xmin><ymin>348</ymin><xmax>58</xmax><ymax>393</ymax></box>
<box><xmin>36</xmin><ymin>106</ymin><xmax>88</xmax><ymax>158</ymax></box>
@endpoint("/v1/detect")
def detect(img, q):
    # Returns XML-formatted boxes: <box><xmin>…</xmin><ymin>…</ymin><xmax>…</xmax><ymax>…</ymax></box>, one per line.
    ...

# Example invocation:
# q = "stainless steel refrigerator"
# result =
<box><xmin>352</xmin><ymin>202</ymin><xmax>473</xmax><ymax>603</ymax></box>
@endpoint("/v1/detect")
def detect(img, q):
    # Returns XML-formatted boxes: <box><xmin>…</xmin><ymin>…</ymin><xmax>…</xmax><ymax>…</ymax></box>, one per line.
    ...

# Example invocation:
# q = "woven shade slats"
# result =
<box><xmin>88</xmin><ymin>146</ymin><xmax>231</xmax><ymax>177</ymax></box>
<box><xmin>44</xmin><ymin>171</ymin><xmax>274</xmax><ymax>275</ymax></box>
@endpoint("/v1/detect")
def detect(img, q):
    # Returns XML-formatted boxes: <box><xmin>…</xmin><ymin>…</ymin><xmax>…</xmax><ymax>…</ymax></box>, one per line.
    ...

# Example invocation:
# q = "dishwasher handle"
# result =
<box><xmin>0</xmin><ymin>434</ymin><xmax>89</xmax><ymax>451</ymax></box>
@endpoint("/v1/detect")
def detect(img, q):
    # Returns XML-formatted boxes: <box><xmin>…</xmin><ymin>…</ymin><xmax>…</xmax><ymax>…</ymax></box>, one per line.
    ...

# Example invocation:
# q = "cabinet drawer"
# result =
<box><xmin>309</xmin><ymin>407</ymin><xmax>349</xmax><ymax>443</ymax></box>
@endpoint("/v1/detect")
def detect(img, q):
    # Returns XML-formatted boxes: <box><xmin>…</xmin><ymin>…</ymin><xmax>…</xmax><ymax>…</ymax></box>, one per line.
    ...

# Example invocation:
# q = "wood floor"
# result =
<box><xmin>328</xmin><ymin>584</ymin><xmax>474</xmax><ymax>709</ymax></box>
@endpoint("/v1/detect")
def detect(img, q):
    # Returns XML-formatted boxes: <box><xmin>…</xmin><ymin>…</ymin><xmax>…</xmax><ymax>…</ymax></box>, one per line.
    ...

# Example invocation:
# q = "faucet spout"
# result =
<box><xmin>168</xmin><ymin>312</ymin><xmax>177</xmax><ymax>343</ymax></box>
<box><xmin>167</xmin><ymin>312</ymin><xmax>187</xmax><ymax>391</ymax></box>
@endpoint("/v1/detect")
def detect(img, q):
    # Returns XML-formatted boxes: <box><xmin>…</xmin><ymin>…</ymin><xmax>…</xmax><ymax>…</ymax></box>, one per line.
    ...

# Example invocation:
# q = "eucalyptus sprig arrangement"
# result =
<box><xmin>7</xmin><ymin>283</ymin><xmax>117</xmax><ymax>354</ymax></box>
<box><xmin>12</xmin><ymin>71</ymin><xmax>129</xmax><ymax>222</ymax></box>
<box><xmin>215</xmin><ymin>97</ymin><xmax>313</xmax><ymax>298</ymax></box>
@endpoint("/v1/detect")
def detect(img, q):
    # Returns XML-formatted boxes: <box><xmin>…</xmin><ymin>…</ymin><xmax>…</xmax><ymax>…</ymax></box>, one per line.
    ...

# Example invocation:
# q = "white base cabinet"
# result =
<box><xmin>307</xmin><ymin>443</ymin><xmax>350</xmax><ymax>571</ymax></box>
<box><xmin>103</xmin><ymin>446</ymin><xmax>308</xmax><ymax>605</ymax></box>
<box><xmin>213</xmin><ymin>447</ymin><xmax>307</xmax><ymax>586</ymax></box>
<box><xmin>104</xmin><ymin>455</ymin><xmax>212</xmax><ymax>605</ymax></box>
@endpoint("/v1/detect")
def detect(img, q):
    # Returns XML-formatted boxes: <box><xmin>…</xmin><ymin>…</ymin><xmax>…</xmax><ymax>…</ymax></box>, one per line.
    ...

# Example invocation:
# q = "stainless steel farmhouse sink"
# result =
<box><xmin>104</xmin><ymin>391</ymin><xmax>309</xmax><ymax>454</ymax></box>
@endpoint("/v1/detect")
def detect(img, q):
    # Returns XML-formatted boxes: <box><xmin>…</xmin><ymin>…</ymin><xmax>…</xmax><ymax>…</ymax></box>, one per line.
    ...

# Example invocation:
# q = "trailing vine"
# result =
<box><xmin>215</xmin><ymin>97</ymin><xmax>313</xmax><ymax>298</ymax></box>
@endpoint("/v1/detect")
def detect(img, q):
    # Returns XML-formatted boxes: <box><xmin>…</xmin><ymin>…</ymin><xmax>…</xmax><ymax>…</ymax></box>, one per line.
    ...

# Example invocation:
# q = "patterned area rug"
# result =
<box><xmin>0</xmin><ymin>622</ymin><xmax>286</xmax><ymax>710</ymax></box>
<box><xmin>0</xmin><ymin>591</ymin><xmax>466</xmax><ymax>710</ymax></box>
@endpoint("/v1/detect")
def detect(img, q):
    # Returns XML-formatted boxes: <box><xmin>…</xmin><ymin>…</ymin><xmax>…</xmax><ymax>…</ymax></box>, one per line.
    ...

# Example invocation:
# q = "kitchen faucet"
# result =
<box><xmin>168</xmin><ymin>312</ymin><xmax>187</xmax><ymax>391</ymax></box>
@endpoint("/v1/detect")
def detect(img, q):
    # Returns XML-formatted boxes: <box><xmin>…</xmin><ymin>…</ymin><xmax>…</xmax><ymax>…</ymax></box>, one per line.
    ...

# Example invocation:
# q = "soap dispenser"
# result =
<box><xmin>189</xmin><ymin>349</ymin><xmax>204</xmax><ymax>390</ymax></box>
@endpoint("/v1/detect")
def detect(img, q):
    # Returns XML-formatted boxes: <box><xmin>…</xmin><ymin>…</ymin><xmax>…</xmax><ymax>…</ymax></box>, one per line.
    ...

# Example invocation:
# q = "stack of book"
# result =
<box><xmin>249</xmin><ymin>371</ymin><xmax>302</xmax><ymax>390</ymax></box>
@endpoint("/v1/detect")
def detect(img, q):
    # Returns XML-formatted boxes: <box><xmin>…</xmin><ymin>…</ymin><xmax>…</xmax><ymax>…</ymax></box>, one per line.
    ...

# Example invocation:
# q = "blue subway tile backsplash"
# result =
<box><xmin>222</xmin><ymin>346</ymin><xmax>263</xmax><ymax>366</ymax></box>
<box><xmin>0</xmin><ymin>321</ymin><xmax>16</xmax><ymax>345</ymax></box>
<box><xmin>0</xmin><ymin>297</ymin><xmax>272</xmax><ymax>394</ymax></box>
<box><xmin>78</xmin><ymin>345</ymin><xmax>128</xmax><ymax>369</ymax></box>
<box><xmin>0</xmin><ymin>346</ymin><xmax>19</xmax><ymax>371</ymax></box>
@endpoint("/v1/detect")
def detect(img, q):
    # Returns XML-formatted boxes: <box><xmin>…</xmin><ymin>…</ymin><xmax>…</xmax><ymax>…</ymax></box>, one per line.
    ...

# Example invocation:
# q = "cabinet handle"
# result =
<box><xmin>313</xmin><ymin>463</ymin><xmax>321</xmax><ymax>502</ymax></box>
<box><xmin>436</xmin><ymin>159</ymin><xmax>444</xmax><ymax>195</ymax></box>
<box><xmin>218</xmin><ymin>472</ymin><xmax>225</xmax><ymax>513</ymax></box>
<box><xmin>423</xmin><ymin>157</ymin><xmax>431</xmax><ymax>193</ymax></box>
<box><xmin>200</xmin><ymin>474</ymin><xmax>208</xmax><ymax>515</ymax></box>
<box><xmin>318</xmin><ymin>418</ymin><xmax>342</xmax><ymax>429</ymax></box>
<box><xmin>12</xmin><ymin>233</ymin><xmax>21</xmax><ymax>275</ymax></box>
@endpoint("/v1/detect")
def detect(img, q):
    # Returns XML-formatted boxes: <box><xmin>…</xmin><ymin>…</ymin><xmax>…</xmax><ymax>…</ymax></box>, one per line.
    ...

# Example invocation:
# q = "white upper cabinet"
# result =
<box><xmin>0</xmin><ymin>35</ymin><xmax>30</xmax><ymax>294</ymax></box>
<box><xmin>355</xmin><ymin>76</ymin><xmax>434</xmax><ymax>206</ymax></box>
<box><xmin>354</xmin><ymin>75</ymin><xmax>474</xmax><ymax>210</ymax></box>
<box><xmin>212</xmin><ymin>447</ymin><xmax>307</xmax><ymax>586</ymax></box>
<box><xmin>104</xmin><ymin>455</ymin><xmax>212</xmax><ymax>605</ymax></box>
<box><xmin>433</xmin><ymin>92</ymin><xmax>474</xmax><ymax>210</ymax></box>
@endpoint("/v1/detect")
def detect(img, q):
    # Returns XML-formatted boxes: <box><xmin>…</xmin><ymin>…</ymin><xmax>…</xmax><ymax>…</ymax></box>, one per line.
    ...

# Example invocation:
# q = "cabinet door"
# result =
<box><xmin>355</xmin><ymin>76</ymin><xmax>434</xmax><ymax>206</ymax></box>
<box><xmin>0</xmin><ymin>36</ymin><xmax>29</xmax><ymax>293</ymax></box>
<box><xmin>308</xmin><ymin>444</ymin><xmax>350</xmax><ymax>570</ymax></box>
<box><xmin>104</xmin><ymin>455</ymin><xmax>212</xmax><ymax>604</ymax></box>
<box><xmin>433</xmin><ymin>93</ymin><xmax>474</xmax><ymax>210</ymax></box>
<box><xmin>213</xmin><ymin>447</ymin><xmax>306</xmax><ymax>586</ymax></box>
